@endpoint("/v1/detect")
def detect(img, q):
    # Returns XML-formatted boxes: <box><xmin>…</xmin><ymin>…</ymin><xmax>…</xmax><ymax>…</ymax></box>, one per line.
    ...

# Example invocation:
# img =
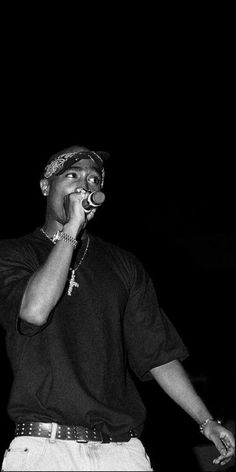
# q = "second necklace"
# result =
<box><xmin>67</xmin><ymin>236</ymin><xmax>90</xmax><ymax>296</ymax></box>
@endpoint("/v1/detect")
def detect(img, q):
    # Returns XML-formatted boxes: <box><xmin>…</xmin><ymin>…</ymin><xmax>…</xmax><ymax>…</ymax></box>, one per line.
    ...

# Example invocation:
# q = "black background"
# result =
<box><xmin>0</xmin><ymin>16</ymin><xmax>234</xmax><ymax>471</ymax></box>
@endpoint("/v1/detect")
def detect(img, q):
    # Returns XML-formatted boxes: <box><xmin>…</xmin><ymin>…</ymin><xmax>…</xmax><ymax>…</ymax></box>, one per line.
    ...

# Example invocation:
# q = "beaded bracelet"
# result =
<box><xmin>199</xmin><ymin>418</ymin><xmax>222</xmax><ymax>434</ymax></box>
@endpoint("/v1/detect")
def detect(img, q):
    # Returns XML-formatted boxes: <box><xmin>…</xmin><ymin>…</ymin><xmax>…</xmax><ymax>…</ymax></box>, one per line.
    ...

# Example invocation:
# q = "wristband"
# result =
<box><xmin>199</xmin><ymin>418</ymin><xmax>222</xmax><ymax>434</ymax></box>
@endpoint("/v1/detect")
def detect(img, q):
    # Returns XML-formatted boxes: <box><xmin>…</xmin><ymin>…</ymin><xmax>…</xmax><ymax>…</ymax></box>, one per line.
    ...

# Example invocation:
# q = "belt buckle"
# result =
<box><xmin>75</xmin><ymin>426</ymin><xmax>89</xmax><ymax>443</ymax></box>
<box><xmin>74</xmin><ymin>426</ymin><xmax>103</xmax><ymax>443</ymax></box>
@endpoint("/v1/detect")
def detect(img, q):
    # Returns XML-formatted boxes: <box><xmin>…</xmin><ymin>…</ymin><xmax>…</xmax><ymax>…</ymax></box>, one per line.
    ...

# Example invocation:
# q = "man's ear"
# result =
<box><xmin>40</xmin><ymin>179</ymin><xmax>50</xmax><ymax>196</ymax></box>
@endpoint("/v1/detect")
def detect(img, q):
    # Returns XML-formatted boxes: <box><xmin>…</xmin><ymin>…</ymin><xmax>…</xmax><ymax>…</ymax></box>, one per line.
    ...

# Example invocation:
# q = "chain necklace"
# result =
<box><xmin>67</xmin><ymin>236</ymin><xmax>90</xmax><ymax>296</ymax></box>
<box><xmin>40</xmin><ymin>227</ymin><xmax>57</xmax><ymax>244</ymax></box>
<box><xmin>40</xmin><ymin>227</ymin><xmax>90</xmax><ymax>296</ymax></box>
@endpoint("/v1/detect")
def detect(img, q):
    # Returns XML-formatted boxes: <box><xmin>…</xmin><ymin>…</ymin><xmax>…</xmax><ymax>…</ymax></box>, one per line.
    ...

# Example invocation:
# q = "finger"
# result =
<box><xmin>87</xmin><ymin>209</ymin><xmax>96</xmax><ymax>221</ymax></box>
<box><xmin>213</xmin><ymin>447</ymin><xmax>235</xmax><ymax>465</ymax></box>
<box><xmin>213</xmin><ymin>456</ymin><xmax>233</xmax><ymax>466</ymax></box>
<box><xmin>220</xmin><ymin>431</ymin><xmax>235</xmax><ymax>449</ymax></box>
<box><xmin>212</xmin><ymin>438</ymin><xmax>228</xmax><ymax>456</ymax></box>
<box><xmin>212</xmin><ymin>430</ymin><xmax>234</xmax><ymax>451</ymax></box>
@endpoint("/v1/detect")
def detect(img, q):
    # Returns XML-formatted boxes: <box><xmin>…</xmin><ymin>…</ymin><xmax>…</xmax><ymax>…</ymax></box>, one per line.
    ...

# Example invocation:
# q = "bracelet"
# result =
<box><xmin>52</xmin><ymin>230</ymin><xmax>78</xmax><ymax>249</ymax></box>
<box><xmin>199</xmin><ymin>418</ymin><xmax>222</xmax><ymax>434</ymax></box>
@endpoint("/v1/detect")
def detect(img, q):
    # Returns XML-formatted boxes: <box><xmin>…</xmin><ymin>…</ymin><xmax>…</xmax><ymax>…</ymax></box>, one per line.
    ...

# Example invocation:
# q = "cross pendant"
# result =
<box><xmin>67</xmin><ymin>270</ymin><xmax>79</xmax><ymax>296</ymax></box>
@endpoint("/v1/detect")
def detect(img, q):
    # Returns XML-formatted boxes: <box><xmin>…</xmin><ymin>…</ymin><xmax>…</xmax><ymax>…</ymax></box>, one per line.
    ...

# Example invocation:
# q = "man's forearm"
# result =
<box><xmin>19</xmin><ymin>221</ymin><xmax>83</xmax><ymax>325</ymax></box>
<box><xmin>150</xmin><ymin>360</ymin><xmax>212</xmax><ymax>424</ymax></box>
<box><xmin>19</xmin><ymin>239</ymin><xmax>75</xmax><ymax>325</ymax></box>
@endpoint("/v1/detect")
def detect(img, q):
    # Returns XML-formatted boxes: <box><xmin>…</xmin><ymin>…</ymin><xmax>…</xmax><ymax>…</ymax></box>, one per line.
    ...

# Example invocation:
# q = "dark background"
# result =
<box><xmin>0</xmin><ymin>15</ymin><xmax>234</xmax><ymax>471</ymax></box>
<box><xmin>0</xmin><ymin>121</ymin><xmax>234</xmax><ymax>471</ymax></box>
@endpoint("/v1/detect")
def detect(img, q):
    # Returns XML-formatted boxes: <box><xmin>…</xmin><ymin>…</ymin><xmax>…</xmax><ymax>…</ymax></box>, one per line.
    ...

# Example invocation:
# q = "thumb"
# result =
<box><xmin>210</xmin><ymin>434</ymin><xmax>228</xmax><ymax>457</ymax></box>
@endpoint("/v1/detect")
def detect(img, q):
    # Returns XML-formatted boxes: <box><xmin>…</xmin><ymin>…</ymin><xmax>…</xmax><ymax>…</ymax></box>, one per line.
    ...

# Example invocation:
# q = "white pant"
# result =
<box><xmin>1</xmin><ymin>436</ymin><xmax>154</xmax><ymax>471</ymax></box>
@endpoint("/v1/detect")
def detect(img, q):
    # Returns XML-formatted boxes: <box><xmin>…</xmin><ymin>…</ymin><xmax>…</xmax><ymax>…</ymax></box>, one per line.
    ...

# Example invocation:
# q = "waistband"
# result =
<box><xmin>15</xmin><ymin>422</ymin><xmax>138</xmax><ymax>443</ymax></box>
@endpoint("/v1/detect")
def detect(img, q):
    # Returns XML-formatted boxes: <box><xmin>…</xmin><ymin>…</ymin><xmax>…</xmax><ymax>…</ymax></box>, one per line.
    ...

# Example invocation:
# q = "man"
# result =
<box><xmin>0</xmin><ymin>145</ymin><xmax>234</xmax><ymax>471</ymax></box>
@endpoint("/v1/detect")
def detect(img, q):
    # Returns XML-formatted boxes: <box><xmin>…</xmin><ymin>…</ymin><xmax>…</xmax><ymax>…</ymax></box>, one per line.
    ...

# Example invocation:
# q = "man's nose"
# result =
<box><xmin>82</xmin><ymin>178</ymin><xmax>90</xmax><ymax>191</ymax></box>
<box><xmin>74</xmin><ymin>183</ymin><xmax>90</xmax><ymax>194</ymax></box>
<box><xmin>74</xmin><ymin>175</ymin><xmax>90</xmax><ymax>191</ymax></box>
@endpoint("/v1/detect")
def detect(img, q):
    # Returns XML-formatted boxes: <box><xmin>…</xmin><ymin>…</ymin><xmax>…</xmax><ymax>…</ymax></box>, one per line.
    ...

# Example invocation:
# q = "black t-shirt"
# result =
<box><xmin>0</xmin><ymin>228</ymin><xmax>188</xmax><ymax>436</ymax></box>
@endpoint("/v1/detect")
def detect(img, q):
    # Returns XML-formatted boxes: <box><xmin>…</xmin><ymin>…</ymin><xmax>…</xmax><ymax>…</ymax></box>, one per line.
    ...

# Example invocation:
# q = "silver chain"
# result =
<box><xmin>40</xmin><ymin>227</ymin><xmax>90</xmax><ymax>296</ymax></box>
<box><xmin>40</xmin><ymin>227</ymin><xmax>56</xmax><ymax>244</ymax></box>
<box><xmin>68</xmin><ymin>236</ymin><xmax>90</xmax><ymax>295</ymax></box>
<box><xmin>70</xmin><ymin>236</ymin><xmax>90</xmax><ymax>273</ymax></box>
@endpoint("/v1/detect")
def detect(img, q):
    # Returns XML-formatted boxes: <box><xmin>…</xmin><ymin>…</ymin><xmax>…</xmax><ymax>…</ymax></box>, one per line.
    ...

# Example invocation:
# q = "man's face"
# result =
<box><xmin>42</xmin><ymin>158</ymin><xmax>102</xmax><ymax>224</ymax></box>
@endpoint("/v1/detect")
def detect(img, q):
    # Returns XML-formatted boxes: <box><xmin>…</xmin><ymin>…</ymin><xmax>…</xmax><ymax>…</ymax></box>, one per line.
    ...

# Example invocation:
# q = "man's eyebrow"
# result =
<box><xmin>63</xmin><ymin>165</ymin><xmax>101</xmax><ymax>174</ymax></box>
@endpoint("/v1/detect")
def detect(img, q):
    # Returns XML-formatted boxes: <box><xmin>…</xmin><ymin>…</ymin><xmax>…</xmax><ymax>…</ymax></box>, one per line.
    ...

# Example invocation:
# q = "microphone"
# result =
<box><xmin>82</xmin><ymin>191</ymin><xmax>105</xmax><ymax>212</ymax></box>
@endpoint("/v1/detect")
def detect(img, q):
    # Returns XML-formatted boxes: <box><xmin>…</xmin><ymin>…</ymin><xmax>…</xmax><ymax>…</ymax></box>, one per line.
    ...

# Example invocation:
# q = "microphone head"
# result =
<box><xmin>91</xmin><ymin>191</ymin><xmax>106</xmax><ymax>205</ymax></box>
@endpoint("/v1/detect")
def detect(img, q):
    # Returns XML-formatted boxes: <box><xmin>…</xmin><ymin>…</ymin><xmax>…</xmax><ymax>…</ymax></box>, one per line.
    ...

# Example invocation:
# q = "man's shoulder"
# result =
<box><xmin>0</xmin><ymin>228</ymin><xmax>42</xmax><ymax>254</ymax></box>
<box><xmin>92</xmin><ymin>234</ymin><xmax>142</xmax><ymax>267</ymax></box>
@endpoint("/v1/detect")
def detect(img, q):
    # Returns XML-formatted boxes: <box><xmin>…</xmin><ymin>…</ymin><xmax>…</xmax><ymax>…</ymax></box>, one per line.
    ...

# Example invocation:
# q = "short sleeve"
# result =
<box><xmin>123</xmin><ymin>260</ymin><xmax>189</xmax><ymax>381</ymax></box>
<box><xmin>0</xmin><ymin>238</ymin><xmax>44</xmax><ymax>335</ymax></box>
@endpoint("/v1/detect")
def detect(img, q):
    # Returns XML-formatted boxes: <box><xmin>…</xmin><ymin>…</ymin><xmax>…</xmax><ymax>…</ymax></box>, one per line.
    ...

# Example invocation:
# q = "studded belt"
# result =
<box><xmin>15</xmin><ymin>422</ymin><xmax>137</xmax><ymax>443</ymax></box>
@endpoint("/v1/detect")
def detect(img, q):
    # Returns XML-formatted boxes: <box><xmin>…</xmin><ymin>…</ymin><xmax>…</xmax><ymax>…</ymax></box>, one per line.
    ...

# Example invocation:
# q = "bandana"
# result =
<box><xmin>43</xmin><ymin>150</ymin><xmax>109</xmax><ymax>187</ymax></box>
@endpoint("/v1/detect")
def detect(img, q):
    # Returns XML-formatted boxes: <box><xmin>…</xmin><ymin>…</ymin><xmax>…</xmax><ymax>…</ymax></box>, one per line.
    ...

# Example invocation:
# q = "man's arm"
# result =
<box><xmin>19</xmin><ymin>220</ymin><xmax>80</xmax><ymax>326</ymax></box>
<box><xmin>151</xmin><ymin>360</ymin><xmax>235</xmax><ymax>466</ymax></box>
<box><xmin>19</xmin><ymin>190</ymin><xmax>97</xmax><ymax>326</ymax></box>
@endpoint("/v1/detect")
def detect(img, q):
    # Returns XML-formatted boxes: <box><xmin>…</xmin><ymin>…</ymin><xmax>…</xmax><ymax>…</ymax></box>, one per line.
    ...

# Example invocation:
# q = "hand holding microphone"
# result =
<box><xmin>64</xmin><ymin>190</ymin><xmax>105</xmax><ymax>222</ymax></box>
